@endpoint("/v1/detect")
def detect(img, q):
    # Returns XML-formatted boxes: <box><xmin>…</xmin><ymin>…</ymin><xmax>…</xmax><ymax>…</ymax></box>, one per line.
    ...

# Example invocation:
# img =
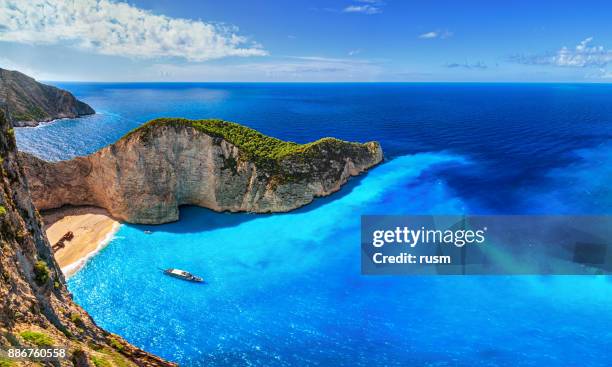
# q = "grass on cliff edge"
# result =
<box><xmin>122</xmin><ymin>118</ymin><xmax>369</xmax><ymax>164</ymax></box>
<box><xmin>20</xmin><ymin>331</ymin><xmax>54</xmax><ymax>347</ymax></box>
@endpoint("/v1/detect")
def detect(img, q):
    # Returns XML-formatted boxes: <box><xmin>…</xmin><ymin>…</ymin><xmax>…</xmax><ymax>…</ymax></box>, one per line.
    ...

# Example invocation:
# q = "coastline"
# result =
<box><xmin>43</xmin><ymin>206</ymin><xmax>120</xmax><ymax>278</ymax></box>
<box><xmin>15</xmin><ymin>113</ymin><xmax>96</xmax><ymax>128</ymax></box>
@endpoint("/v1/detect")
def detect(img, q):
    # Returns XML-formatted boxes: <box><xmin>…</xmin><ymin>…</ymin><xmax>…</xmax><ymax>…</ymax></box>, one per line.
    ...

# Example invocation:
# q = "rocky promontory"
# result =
<box><xmin>0</xmin><ymin>68</ymin><xmax>95</xmax><ymax>127</ymax></box>
<box><xmin>20</xmin><ymin>118</ymin><xmax>383</xmax><ymax>224</ymax></box>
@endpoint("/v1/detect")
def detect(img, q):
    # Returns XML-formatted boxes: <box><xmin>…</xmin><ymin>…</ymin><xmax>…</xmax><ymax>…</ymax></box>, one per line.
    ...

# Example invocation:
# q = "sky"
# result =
<box><xmin>2</xmin><ymin>0</ymin><xmax>612</xmax><ymax>82</ymax></box>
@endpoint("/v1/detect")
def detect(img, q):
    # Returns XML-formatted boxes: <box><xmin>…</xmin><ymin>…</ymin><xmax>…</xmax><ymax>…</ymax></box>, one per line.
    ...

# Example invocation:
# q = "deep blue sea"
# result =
<box><xmin>16</xmin><ymin>83</ymin><xmax>612</xmax><ymax>366</ymax></box>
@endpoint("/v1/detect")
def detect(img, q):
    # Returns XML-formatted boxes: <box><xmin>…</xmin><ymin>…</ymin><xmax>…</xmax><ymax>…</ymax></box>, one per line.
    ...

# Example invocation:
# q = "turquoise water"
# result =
<box><xmin>16</xmin><ymin>83</ymin><xmax>612</xmax><ymax>366</ymax></box>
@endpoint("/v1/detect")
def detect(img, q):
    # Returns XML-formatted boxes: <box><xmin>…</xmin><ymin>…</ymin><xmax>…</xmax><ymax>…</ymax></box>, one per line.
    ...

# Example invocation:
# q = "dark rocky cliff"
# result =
<box><xmin>20</xmin><ymin>118</ymin><xmax>383</xmax><ymax>224</ymax></box>
<box><xmin>0</xmin><ymin>109</ymin><xmax>174</xmax><ymax>366</ymax></box>
<box><xmin>0</xmin><ymin>69</ymin><xmax>94</xmax><ymax>127</ymax></box>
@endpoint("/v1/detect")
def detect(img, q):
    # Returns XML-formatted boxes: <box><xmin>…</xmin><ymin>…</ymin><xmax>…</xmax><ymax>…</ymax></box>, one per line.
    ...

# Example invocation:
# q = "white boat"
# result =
<box><xmin>162</xmin><ymin>268</ymin><xmax>204</xmax><ymax>283</ymax></box>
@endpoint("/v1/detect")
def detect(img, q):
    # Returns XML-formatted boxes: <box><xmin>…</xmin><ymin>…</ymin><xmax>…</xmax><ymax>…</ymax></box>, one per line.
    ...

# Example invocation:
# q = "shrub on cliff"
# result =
<box><xmin>33</xmin><ymin>260</ymin><xmax>50</xmax><ymax>285</ymax></box>
<box><xmin>20</xmin><ymin>330</ymin><xmax>54</xmax><ymax>346</ymax></box>
<box><xmin>91</xmin><ymin>356</ymin><xmax>112</xmax><ymax>367</ymax></box>
<box><xmin>108</xmin><ymin>337</ymin><xmax>125</xmax><ymax>352</ymax></box>
<box><xmin>70</xmin><ymin>312</ymin><xmax>85</xmax><ymax>327</ymax></box>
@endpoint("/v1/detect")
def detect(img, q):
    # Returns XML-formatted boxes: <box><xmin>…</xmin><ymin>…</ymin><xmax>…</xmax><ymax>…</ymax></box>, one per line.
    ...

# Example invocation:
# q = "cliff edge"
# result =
<box><xmin>0</xmin><ymin>68</ymin><xmax>95</xmax><ymax>127</ymax></box>
<box><xmin>20</xmin><ymin>118</ymin><xmax>383</xmax><ymax>224</ymax></box>
<box><xmin>0</xmin><ymin>109</ymin><xmax>174</xmax><ymax>366</ymax></box>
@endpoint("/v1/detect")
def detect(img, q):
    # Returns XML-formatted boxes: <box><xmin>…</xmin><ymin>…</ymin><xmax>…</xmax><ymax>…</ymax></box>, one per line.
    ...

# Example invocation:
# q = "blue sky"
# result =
<box><xmin>2</xmin><ymin>0</ymin><xmax>612</xmax><ymax>82</ymax></box>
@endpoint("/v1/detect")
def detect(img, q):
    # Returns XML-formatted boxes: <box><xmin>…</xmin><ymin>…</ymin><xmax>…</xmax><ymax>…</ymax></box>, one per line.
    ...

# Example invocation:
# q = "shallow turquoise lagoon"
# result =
<box><xmin>67</xmin><ymin>153</ymin><xmax>612</xmax><ymax>366</ymax></box>
<box><xmin>16</xmin><ymin>83</ymin><xmax>612</xmax><ymax>366</ymax></box>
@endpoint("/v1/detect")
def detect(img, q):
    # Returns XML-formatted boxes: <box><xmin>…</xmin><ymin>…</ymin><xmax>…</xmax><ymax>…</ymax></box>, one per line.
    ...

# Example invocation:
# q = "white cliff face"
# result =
<box><xmin>20</xmin><ymin>124</ymin><xmax>383</xmax><ymax>224</ymax></box>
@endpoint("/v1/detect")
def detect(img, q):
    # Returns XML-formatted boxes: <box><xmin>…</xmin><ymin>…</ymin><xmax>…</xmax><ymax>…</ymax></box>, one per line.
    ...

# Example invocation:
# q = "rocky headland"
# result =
<box><xmin>0</xmin><ymin>68</ymin><xmax>95</xmax><ymax>127</ymax></box>
<box><xmin>0</xmin><ymin>109</ymin><xmax>174</xmax><ymax>366</ymax></box>
<box><xmin>20</xmin><ymin>118</ymin><xmax>383</xmax><ymax>224</ymax></box>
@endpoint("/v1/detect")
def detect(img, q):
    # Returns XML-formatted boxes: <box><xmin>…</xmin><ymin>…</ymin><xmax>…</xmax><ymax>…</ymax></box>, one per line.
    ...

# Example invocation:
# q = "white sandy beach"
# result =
<box><xmin>43</xmin><ymin>206</ymin><xmax>120</xmax><ymax>277</ymax></box>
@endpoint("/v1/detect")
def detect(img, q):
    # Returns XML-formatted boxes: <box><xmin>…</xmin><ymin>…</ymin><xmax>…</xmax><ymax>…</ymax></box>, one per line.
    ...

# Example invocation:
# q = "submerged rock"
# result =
<box><xmin>20</xmin><ymin>118</ymin><xmax>383</xmax><ymax>224</ymax></box>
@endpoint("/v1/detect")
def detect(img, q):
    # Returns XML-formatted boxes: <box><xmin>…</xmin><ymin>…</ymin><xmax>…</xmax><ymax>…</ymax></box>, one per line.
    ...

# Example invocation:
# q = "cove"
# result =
<box><xmin>67</xmin><ymin>154</ymin><xmax>612</xmax><ymax>366</ymax></box>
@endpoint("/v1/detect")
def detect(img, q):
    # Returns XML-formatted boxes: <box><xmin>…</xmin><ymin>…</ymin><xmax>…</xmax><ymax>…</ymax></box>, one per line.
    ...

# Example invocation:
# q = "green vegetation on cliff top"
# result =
<box><xmin>122</xmin><ymin>118</ymin><xmax>372</xmax><ymax>164</ymax></box>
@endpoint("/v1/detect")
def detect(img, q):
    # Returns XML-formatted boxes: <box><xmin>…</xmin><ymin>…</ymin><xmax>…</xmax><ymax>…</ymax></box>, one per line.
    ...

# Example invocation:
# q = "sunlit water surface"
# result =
<box><xmin>17</xmin><ymin>83</ymin><xmax>612</xmax><ymax>366</ymax></box>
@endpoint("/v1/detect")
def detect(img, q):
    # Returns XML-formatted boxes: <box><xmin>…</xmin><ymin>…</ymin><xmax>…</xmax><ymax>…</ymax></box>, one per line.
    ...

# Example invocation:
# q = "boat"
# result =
<box><xmin>162</xmin><ymin>268</ymin><xmax>204</xmax><ymax>283</ymax></box>
<box><xmin>144</xmin><ymin>230</ymin><xmax>153</xmax><ymax>234</ymax></box>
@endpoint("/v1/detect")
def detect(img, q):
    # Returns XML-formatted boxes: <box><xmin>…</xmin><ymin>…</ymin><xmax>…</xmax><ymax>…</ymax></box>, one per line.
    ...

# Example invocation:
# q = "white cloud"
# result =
<box><xmin>419</xmin><ymin>32</ymin><xmax>438</xmax><ymax>39</ymax></box>
<box><xmin>598</xmin><ymin>70</ymin><xmax>612</xmax><ymax>79</ymax></box>
<box><xmin>343</xmin><ymin>0</ymin><xmax>385</xmax><ymax>14</ymax></box>
<box><xmin>587</xmin><ymin>68</ymin><xmax>612</xmax><ymax>79</ymax></box>
<box><xmin>419</xmin><ymin>30</ymin><xmax>453</xmax><ymax>39</ymax></box>
<box><xmin>0</xmin><ymin>0</ymin><xmax>267</xmax><ymax>62</ymax></box>
<box><xmin>512</xmin><ymin>38</ymin><xmax>612</xmax><ymax>68</ymax></box>
<box><xmin>552</xmin><ymin>37</ymin><xmax>612</xmax><ymax>67</ymax></box>
<box><xmin>348</xmin><ymin>49</ymin><xmax>362</xmax><ymax>56</ymax></box>
<box><xmin>343</xmin><ymin>5</ymin><xmax>381</xmax><ymax>14</ymax></box>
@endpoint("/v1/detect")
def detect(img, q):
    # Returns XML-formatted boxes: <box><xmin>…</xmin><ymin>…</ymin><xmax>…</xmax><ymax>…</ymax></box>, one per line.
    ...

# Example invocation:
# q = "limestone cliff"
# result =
<box><xmin>0</xmin><ymin>69</ymin><xmax>95</xmax><ymax>127</ymax></box>
<box><xmin>20</xmin><ymin>118</ymin><xmax>383</xmax><ymax>224</ymax></box>
<box><xmin>0</xmin><ymin>109</ymin><xmax>174</xmax><ymax>366</ymax></box>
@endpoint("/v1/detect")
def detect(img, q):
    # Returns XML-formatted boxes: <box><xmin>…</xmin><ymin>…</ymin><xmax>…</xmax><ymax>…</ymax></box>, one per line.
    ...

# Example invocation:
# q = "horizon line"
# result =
<box><xmin>43</xmin><ymin>80</ymin><xmax>612</xmax><ymax>85</ymax></box>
